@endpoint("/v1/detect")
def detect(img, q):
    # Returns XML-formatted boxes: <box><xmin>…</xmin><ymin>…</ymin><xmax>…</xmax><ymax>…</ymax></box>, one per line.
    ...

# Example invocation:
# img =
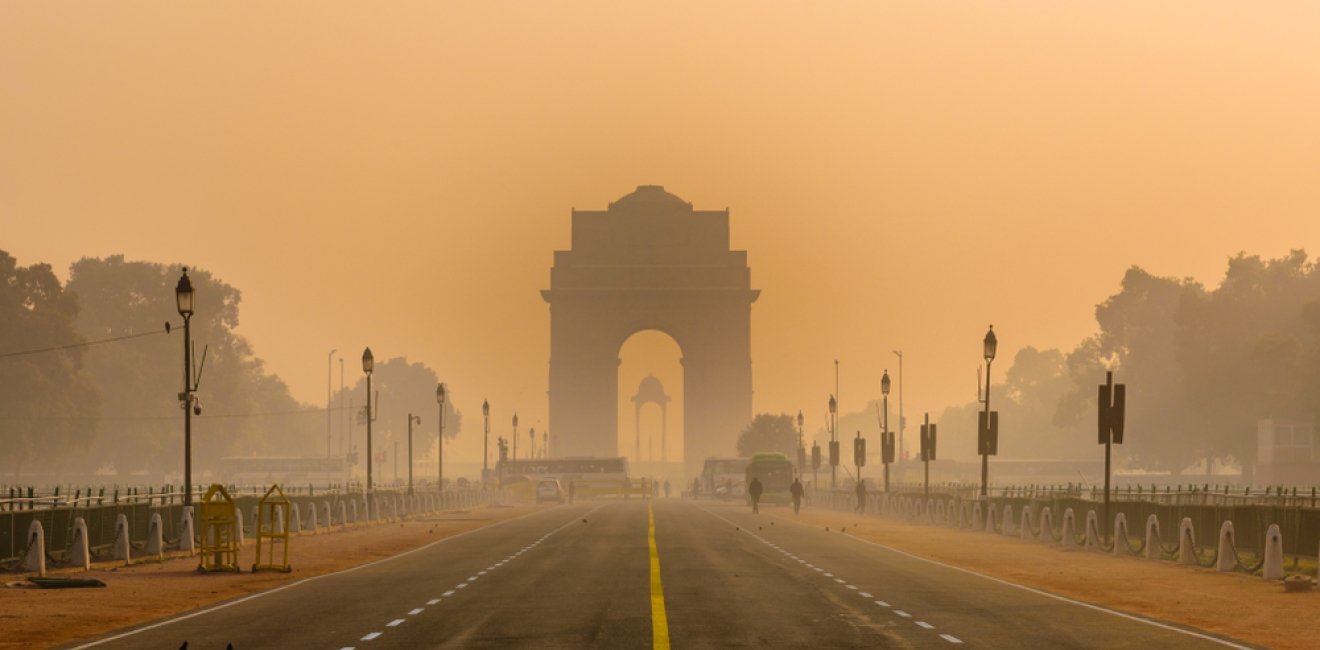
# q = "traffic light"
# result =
<box><xmin>920</xmin><ymin>423</ymin><xmax>938</xmax><ymax>461</ymax></box>
<box><xmin>828</xmin><ymin>440</ymin><xmax>839</xmax><ymax>467</ymax></box>
<box><xmin>853</xmin><ymin>434</ymin><xmax>866</xmax><ymax>467</ymax></box>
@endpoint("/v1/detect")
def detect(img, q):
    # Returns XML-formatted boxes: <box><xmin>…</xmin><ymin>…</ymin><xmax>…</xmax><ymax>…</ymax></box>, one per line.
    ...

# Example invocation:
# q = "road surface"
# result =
<box><xmin>69</xmin><ymin>499</ymin><xmax>1255</xmax><ymax>649</ymax></box>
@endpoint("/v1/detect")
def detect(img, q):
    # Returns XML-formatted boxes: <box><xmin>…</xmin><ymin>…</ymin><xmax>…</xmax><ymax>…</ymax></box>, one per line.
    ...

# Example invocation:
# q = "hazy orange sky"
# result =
<box><xmin>5</xmin><ymin>2</ymin><xmax>1320</xmax><ymax>460</ymax></box>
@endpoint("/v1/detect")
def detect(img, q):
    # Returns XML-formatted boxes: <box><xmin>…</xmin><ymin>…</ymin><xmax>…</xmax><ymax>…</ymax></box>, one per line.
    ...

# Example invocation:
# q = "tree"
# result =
<box><xmin>0</xmin><ymin>250</ymin><xmax>101</xmax><ymax>478</ymax></box>
<box><xmin>736</xmin><ymin>413</ymin><xmax>799</xmax><ymax>458</ymax></box>
<box><xmin>67</xmin><ymin>256</ymin><xmax>319</xmax><ymax>479</ymax></box>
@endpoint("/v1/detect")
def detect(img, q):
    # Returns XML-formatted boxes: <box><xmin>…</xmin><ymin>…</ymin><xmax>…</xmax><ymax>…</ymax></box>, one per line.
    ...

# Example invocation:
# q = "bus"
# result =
<box><xmin>497</xmin><ymin>457</ymin><xmax>629</xmax><ymax>499</ymax></box>
<box><xmin>700</xmin><ymin>457</ymin><xmax>749</xmax><ymax>499</ymax></box>
<box><xmin>746</xmin><ymin>452</ymin><xmax>794</xmax><ymax>505</ymax></box>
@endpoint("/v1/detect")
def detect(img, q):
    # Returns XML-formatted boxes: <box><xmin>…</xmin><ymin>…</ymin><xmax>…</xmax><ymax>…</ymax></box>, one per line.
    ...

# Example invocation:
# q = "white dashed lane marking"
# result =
<box><xmin>409</xmin><ymin>608</ymin><xmax>424</xmax><ymax>615</ymax></box>
<box><xmin>361</xmin><ymin>632</ymin><xmax>382</xmax><ymax>641</ymax></box>
<box><xmin>736</xmin><ymin>518</ymin><xmax>970</xmax><ymax>646</ymax></box>
<box><xmin>427</xmin><ymin>599</ymin><xmax>441</xmax><ymax>605</ymax></box>
<box><xmin>386</xmin><ymin>619</ymin><xmax>405</xmax><ymax>627</ymax></box>
<box><xmin>442</xmin><ymin>590</ymin><xmax>455</xmax><ymax>597</ymax></box>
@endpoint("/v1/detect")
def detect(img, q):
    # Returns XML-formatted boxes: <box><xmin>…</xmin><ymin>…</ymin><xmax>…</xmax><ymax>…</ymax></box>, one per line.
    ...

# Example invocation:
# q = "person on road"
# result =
<box><xmin>568</xmin><ymin>480</ymin><xmax>576</xmax><ymax>504</ymax></box>
<box><xmin>854</xmin><ymin>479</ymin><xmax>867</xmax><ymax>514</ymax></box>
<box><xmin>748</xmin><ymin>476</ymin><xmax>764</xmax><ymax>514</ymax></box>
<box><xmin>790</xmin><ymin>477</ymin><xmax>805</xmax><ymax>515</ymax></box>
<box><xmin>663</xmin><ymin>479</ymin><xmax>671</xmax><ymax>498</ymax></box>
<box><xmin>692</xmin><ymin>477</ymin><xmax>701</xmax><ymax>499</ymax></box>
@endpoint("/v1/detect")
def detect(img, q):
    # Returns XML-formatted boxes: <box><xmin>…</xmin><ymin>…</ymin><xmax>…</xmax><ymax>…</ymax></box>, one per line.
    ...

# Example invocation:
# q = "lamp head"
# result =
<box><xmin>174</xmin><ymin>267</ymin><xmax>194</xmax><ymax>317</ymax></box>
<box><xmin>881</xmin><ymin>370</ymin><xmax>891</xmax><ymax>396</ymax></box>
<box><xmin>482</xmin><ymin>399</ymin><xmax>490</xmax><ymax>417</ymax></box>
<box><xmin>361</xmin><ymin>347</ymin><xmax>374</xmax><ymax>374</ymax></box>
<box><xmin>983</xmin><ymin>325</ymin><xmax>998</xmax><ymax>362</ymax></box>
<box><xmin>828</xmin><ymin>394</ymin><xmax>837</xmax><ymax>415</ymax></box>
<box><xmin>436</xmin><ymin>382</ymin><xmax>446</xmax><ymax>405</ymax></box>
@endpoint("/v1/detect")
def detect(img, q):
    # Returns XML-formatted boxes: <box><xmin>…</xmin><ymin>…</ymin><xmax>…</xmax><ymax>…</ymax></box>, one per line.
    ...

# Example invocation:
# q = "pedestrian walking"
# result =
<box><xmin>854</xmin><ymin>479</ymin><xmax>867</xmax><ymax>514</ymax></box>
<box><xmin>790</xmin><ymin>477</ymin><xmax>805</xmax><ymax>515</ymax></box>
<box><xmin>748</xmin><ymin>477</ymin><xmax>764</xmax><ymax>514</ymax></box>
<box><xmin>663</xmin><ymin>479</ymin><xmax>671</xmax><ymax>498</ymax></box>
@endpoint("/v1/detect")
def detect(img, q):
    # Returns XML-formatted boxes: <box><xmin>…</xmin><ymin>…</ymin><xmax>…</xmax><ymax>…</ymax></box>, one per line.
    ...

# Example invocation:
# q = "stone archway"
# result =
<box><xmin>631</xmin><ymin>374</ymin><xmax>671</xmax><ymax>463</ymax></box>
<box><xmin>542</xmin><ymin>185</ymin><xmax>758</xmax><ymax>478</ymax></box>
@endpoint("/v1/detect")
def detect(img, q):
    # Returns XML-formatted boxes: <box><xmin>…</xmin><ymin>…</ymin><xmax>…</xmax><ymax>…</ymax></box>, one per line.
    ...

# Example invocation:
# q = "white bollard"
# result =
<box><xmin>180</xmin><ymin>507</ymin><xmax>196</xmax><ymax>555</ymax></box>
<box><xmin>985</xmin><ymin>502</ymin><xmax>997</xmax><ymax>533</ymax></box>
<box><xmin>350</xmin><ymin>499</ymin><xmax>358</xmax><ymax>523</ymax></box>
<box><xmin>1112</xmin><ymin>513</ymin><xmax>1129</xmax><ymax>556</ymax></box>
<box><xmin>972</xmin><ymin>502</ymin><xmax>982</xmax><ymax>529</ymax></box>
<box><xmin>289</xmin><ymin>503</ymin><xmax>302</xmax><ymax>534</ymax></box>
<box><xmin>1085</xmin><ymin>511</ymin><xmax>1101</xmax><ymax>551</ymax></box>
<box><xmin>1002</xmin><ymin>505</ymin><xmax>1015</xmax><ymax>536</ymax></box>
<box><xmin>306</xmin><ymin>502</ymin><xmax>318</xmax><ymax>533</ymax></box>
<box><xmin>1263</xmin><ymin>524</ymin><xmax>1285</xmax><ymax>580</ymax></box>
<box><xmin>1020</xmin><ymin>505</ymin><xmax>1035</xmax><ymax>541</ymax></box>
<box><xmin>146</xmin><ymin>512</ymin><xmax>164</xmax><ymax>560</ymax></box>
<box><xmin>321</xmin><ymin>501</ymin><xmax>331</xmax><ymax>529</ymax></box>
<box><xmin>234</xmin><ymin>506</ymin><xmax>245</xmax><ymax>549</ymax></box>
<box><xmin>70</xmin><ymin>517</ymin><xmax>91</xmax><ymax>569</ymax></box>
<box><xmin>1145</xmin><ymin>514</ymin><xmax>1161</xmax><ymax>560</ymax></box>
<box><xmin>339</xmin><ymin>501</ymin><xmax>348</xmax><ymax>527</ymax></box>
<box><xmin>1061</xmin><ymin>509</ymin><xmax>1077</xmax><ymax>549</ymax></box>
<box><xmin>1039</xmin><ymin>507</ymin><xmax>1054</xmax><ymax>543</ymax></box>
<box><xmin>22</xmin><ymin>520</ymin><xmax>46</xmax><ymax>576</ymax></box>
<box><xmin>273</xmin><ymin>504</ymin><xmax>286</xmax><ymax>534</ymax></box>
<box><xmin>1178</xmin><ymin>517</ymin><xmax>1197</xmax><ymax>565</ymax></box>
<box><xmin>113</xmin><ymin>513</ymin><xmax>132</xmax><ymax>562</ymax></box>
<box><xmin>1216</xmin><ymin>521</ymin><xmax>1235</xmax><ymax>572</ymax></box>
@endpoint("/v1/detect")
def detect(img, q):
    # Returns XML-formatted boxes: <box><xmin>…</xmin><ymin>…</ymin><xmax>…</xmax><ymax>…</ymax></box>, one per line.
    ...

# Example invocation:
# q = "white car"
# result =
<box><xmin>536</xmin><ymin>479</ymin><xmax>564</xmax><ymax>504</ymax></box>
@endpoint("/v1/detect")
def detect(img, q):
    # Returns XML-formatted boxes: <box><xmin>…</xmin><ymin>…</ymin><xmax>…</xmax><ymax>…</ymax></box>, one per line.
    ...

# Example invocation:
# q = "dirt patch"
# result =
<box><xmin>785</xmin><ymin>507</ymin><xmax>1316</xmax><ymax>650</ymax></box>
<box><xmin>0</xmin><ymin>505</ymin><xmax>536</xmax><ymax>649</ymax></box>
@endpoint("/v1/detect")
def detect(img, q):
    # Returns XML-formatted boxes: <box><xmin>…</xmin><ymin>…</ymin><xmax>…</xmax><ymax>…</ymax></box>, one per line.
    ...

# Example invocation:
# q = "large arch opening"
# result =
<box><xmin>617</xmin><ymin>330</ymin><xmax>684</xmax><ymax>482</ymax></box>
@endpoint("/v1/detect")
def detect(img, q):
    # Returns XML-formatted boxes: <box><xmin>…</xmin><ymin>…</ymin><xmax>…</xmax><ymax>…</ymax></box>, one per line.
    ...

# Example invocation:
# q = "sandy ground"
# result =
<box><xmin>785</xmin><ymin>506</ymin><xmax>1316</xmax><ymax>650</ymax></box>
<box><xmin>0</xmin><ymin>505</ymin><xmax>536</xmax><ymax>649</ymax></box>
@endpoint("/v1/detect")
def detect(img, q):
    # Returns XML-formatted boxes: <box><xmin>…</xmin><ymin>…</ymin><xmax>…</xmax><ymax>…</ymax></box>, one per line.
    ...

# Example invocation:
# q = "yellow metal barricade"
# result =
<box><xmin>253</xmin><ymin>484</ymin><xmax>292</xmax><ymax>573</ymax></box>
<box><xmin>197</xmin><ymin>484</ymin><xmax>240</xmax><ymax>573</ymax></box>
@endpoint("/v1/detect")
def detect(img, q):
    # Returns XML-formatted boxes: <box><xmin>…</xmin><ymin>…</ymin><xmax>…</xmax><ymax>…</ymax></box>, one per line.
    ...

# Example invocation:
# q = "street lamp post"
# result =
<box><xmin>811</xmin><ymin>441</ymin><xmax>821</xmax><ymax>492</ymax></box>
<box><xmin>436</xmin><ymin>383</ymin><xmax>447</xmax><ymax>492</ymax></box>
<box><xmin>828</xmin><ymin>394</ymin><xmax>838</xmax><ymax>489</ymax></box>
<box><xmin>881</xmin><ymin>370</ymin><xmax>893</xmax><ymax>492</ymax></box>
<box><xmin>406</xmin><ymin>413</ymin><xmax>420</xmax><ymax>495</ymax></box>
<box><xmin>796</xmin><ymin>411</ymin><xmax>805</xmax><ymax>477</ymax></box>
<box><xmin>482</xmin><ymin>399</ymin><xmax>490</xmax><ymax>485</ymax></box>
<box><xmin>512</xmin><ymin>413</ymin><xmax>519</xmax><ymax>462</ymax></box>
<box><xmin>979</xmin><ymin>326</ymin><xmax>998</xmax><ymax>499</ymax></box>
<box><xmin>327</xmin><ymin>349</ymin><xmax>337</xmax><ymax>457</ymax></box>
<box><xmin>529</xmin><ymin>427</ymin><xmax>536</xmax><ymax>460</ymax></box>
<box><xmin>542</xmin><ymin>430</ymin><xmax>548</xmax><ymax>459</ymax></box>
<box><xmin>893</xmin><ymin>350</ymin><xmax>904</xmax><ymax>467</ymax></box>
<box><xmin>362</xmin><ymin>348</ymin><xmax>378</xmax><ymax>510</ymax></box>
<box><xmin>175</xmin><ymin>268</ymin><xmax>196</xmax><ymax>509</ymax></box>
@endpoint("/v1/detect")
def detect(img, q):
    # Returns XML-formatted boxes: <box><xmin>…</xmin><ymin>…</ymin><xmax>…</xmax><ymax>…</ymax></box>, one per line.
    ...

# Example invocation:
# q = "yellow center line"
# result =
<box><xmin>648</xmin><ymin>501</ymin><xmax>671</xmax><ymax>649</ymax></box>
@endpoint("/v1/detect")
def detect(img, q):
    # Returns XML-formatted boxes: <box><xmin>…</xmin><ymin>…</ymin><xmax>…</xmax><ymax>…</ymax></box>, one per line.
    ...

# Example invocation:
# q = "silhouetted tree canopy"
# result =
<box><xmin>0</xmin><ymin>250</ymin><xmax>101</xmax><ymax>478</ymax></box>
<box><xmin>736</xmin><ymin>413</ymin><xmax>799</xmax><ymax>458</ymax></box>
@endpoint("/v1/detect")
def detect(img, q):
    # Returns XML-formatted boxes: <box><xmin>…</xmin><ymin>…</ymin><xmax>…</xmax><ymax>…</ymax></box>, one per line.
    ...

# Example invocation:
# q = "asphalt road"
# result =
<box><xmin>70</xmin><ymin>499</ymin><xmax>1256</xmax><ymax>649</ymax></box>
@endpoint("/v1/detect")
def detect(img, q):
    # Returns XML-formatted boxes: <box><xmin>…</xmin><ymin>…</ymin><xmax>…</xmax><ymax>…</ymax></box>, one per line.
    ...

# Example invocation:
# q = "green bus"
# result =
<box><xmin>745</xmin><ymin>452</ymin><xmax>795</xmax><ymax>505</ymax></box>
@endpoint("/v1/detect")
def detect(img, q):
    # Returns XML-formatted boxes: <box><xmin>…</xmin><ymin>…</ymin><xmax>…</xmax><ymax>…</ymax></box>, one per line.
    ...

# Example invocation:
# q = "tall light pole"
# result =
<box><xmin>175</xmin><ymin>268</ymin><xmax>195</xmax><ymax>509</ymax></box>
<box><xmin>881</xmin><ymin>370</ymin><xmax>893</xmax><ymax>492</ymax></box>
<box><xmin>327</xmin><ymin>349</ymin><xmax>337</xmax><ymax>458</ymax></box>
<box><xmin>796</xmin><ymin>410</ymin><xmax>805</xmax><ymax>476</ymax></box>
<box><xmin>529</xmin><ymin>427</ymin><xmax>536</xmax><ymax>460</ymax></box>
<box><xmin>892</xmin><ymin>350</ymin><xmax>904</xmax><ymax>466</ymax></box>
<box><xmin>979</xmin><ymin>326</ymin><xmax>998</xmax><ymax>499</ymax></box>
<box><xmin>512</xmin><ymin>413</ymin><xmax>519</xmax><ymax>462</ymax></box>
<box><xmin>362</xmin><ymin>348</ymin><xmax>377</xmax><ymax>504</ymax></box>
<box><xmin>828</xmin><ymin>394</ymin><xmax>838</xmax><ymax>488</ymax></box>
<box><xmin>406</xmin><ymin>413</ymin><xmax>420</xmax><ymax>495</ymax></box>
<box><xmin>482</xmin><ymin>399</ymin><xmax>490</xmax><ymax>484</ymax></box>
<box><xmin>338</xmin><ymin>358</ymin><xmax>345</xmax><ymax>457</ymax></box>
<box><xmin>436</xmin><ymin>383</ymin><xmax>447</xmax><ymax>491</ymax></box>
<box><xmin>542</xmin><ymin>430</ymin><xmax>548</xmax><ymax>459</ymax></box>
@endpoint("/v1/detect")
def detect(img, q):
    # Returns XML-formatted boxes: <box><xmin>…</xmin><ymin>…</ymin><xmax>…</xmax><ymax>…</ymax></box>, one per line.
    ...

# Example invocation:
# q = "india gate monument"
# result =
<box><xmin>542</xmin><ymin>185</ymin><xmax>758</xmax><ymax>478</ymax></box>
